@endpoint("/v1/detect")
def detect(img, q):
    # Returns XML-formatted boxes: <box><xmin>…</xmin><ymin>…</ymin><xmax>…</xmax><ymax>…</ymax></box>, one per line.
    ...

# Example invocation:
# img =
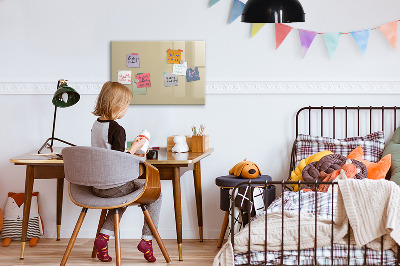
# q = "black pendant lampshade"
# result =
<box><xmin>242</xmin><ymin>0</ymin><xmax>305</xmax><ymax>23</ymax></box>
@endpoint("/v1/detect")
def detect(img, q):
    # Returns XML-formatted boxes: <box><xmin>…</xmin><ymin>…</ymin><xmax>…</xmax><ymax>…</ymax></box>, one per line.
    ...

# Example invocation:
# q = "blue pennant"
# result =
<box><xmin>351</xmin><ymin>29</ymin><xmax>371</xmax><ymax>55</ymax></box>
<box><xmin>229</xmin><ymin>0</ymin><xmax>245</xmax><ymax>24</ymax></box>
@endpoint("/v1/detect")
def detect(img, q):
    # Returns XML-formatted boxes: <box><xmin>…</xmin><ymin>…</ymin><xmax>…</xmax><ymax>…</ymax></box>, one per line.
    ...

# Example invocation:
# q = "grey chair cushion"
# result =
<box><xmin>69</xmin><ymin>180</ymin><xmax>145</xmax><ymax>208</ymax></box>
<box><xmin>62</xmin><ymin>146</ymin><xmax>145</xmax><ymax>188</ymax></box>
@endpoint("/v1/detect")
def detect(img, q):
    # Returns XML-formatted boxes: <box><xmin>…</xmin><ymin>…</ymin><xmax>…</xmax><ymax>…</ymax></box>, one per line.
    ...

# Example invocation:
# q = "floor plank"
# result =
<box><xmin>0</xmin><ymin>239</ymin><xmax>221</xmax><ymax>265</ymax></box>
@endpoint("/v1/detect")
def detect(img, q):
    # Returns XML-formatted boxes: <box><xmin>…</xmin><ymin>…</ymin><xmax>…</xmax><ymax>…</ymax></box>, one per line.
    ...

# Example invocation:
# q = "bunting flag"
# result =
<box><xmin>251</xmin><ymin>23</ymin><xmax>266</xmax><ymax>38</ymax></box>
<box><xmin>351</xmin><ymin>29</ymin><xmax>370</xmax><ymax>55</ymax></box>
<box><xmin>275</xmin><ymin>23</ymin><xmax>293</xmax><ymax>49</ymax></box>
<box><xmin>378</xmin><ymin>21</ymin><xmax>398</xmax><ymax>50</ymax></box>
<box><xmin>209</xmin><ymin>0</ymin><xmax>220</xmax><ymax>7</ymax></box>
<box><xmin>298</xmin><ymin>29</ymin><xmax>317</xmax><ymax>58</ymax></box>
<box><xmin>323</xmin><ymin>33</ymin><xmax>341</xmax><ymax>58</ymax></box>
<box><xmin>229</xmin><ymin>0</ymin><xmax>245</xmax><ymax>24</ymax></box>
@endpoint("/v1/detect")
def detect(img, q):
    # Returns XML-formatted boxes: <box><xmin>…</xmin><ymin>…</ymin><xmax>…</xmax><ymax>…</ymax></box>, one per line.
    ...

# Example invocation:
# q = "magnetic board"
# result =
<box><xmin>111</xmin><ymin>41</ymin><xmax>205</xmax><ymax>105</ymax></box>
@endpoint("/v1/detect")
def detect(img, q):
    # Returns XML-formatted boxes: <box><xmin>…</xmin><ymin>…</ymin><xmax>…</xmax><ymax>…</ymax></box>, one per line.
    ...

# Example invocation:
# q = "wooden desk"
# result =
<box><xmin>10</xmin><ymin>147</ymin><xmax>213</xmax><ymax>261</ymax></box>
<box><xmin>9</xmin><ymin>148</ymin><xmax>64</xmax><ymax>259</ymax></box>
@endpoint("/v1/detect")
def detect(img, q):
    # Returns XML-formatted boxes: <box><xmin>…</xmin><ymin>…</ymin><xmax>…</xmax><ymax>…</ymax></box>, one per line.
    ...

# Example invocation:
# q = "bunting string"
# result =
<box><xmin>210</xmin><ymin>0</ymin><xmax>400</xmax><ymax>58</ymax></box>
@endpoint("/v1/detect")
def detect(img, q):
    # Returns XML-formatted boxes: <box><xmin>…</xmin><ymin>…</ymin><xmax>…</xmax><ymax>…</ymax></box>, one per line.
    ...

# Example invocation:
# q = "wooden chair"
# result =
<box><xmin>60</xmin><ymin>146</ymin><xmax>171</xmax><ymax>265</ymax></box>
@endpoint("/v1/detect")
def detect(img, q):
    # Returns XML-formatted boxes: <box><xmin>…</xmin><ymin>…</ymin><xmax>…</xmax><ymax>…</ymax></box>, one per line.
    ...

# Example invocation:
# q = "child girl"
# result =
<box><xmin>91</xmin><ymin>81</ymin><xmax>162</xmax><ymax>263</ymax></box>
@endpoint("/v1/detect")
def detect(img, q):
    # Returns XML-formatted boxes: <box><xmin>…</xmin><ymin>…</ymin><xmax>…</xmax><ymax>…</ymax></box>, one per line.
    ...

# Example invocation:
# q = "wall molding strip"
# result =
<box><xmin>0</xmin><ymin>81</ymin><xmax>399</xmax><ymax>95</ymax></box>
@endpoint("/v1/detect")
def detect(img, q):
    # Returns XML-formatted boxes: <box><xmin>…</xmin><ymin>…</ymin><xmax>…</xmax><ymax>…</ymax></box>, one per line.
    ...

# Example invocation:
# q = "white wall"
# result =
<box><xmin>1</xmin><ymin>0</ymin><xmax>400</xmax><ymax>240</ymax></box>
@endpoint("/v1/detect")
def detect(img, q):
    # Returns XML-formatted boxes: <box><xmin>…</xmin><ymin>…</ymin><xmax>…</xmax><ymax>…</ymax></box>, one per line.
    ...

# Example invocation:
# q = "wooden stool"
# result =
<box><xmin>215</xmin><ymin>175</ymin><xmax>275</xmax><ymax>248</ymax></box>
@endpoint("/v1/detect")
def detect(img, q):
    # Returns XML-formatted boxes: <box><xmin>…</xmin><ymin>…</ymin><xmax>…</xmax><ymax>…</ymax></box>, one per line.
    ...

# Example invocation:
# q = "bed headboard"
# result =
<box><xmin>290</xmin><ymin>106</ymin><xmax>400</xmax><ymax>179</ymax></box>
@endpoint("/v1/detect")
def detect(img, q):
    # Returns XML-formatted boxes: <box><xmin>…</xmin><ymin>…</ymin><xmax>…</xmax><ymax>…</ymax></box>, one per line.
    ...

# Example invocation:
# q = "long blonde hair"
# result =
<box><xmin>93</xmin><ymin>82</ymin><xmax>133</xmax><ymax>120</ymax></box>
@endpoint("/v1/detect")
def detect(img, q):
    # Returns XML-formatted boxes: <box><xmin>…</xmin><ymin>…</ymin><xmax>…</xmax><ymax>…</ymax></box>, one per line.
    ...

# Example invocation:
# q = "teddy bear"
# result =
<box><xmin>229</xmin><ymin>159</ymin><xmax>261</xmax><ymax>179</ymax></box>
<box><xmin>172</xmin><ymin>135</ymin><xmax>189</xmax><ymax>153</ymax></box>
<box><xmin>1</xmin><ymin>192</ymin><xmax>44</xmax><ymax>247</ymax></box>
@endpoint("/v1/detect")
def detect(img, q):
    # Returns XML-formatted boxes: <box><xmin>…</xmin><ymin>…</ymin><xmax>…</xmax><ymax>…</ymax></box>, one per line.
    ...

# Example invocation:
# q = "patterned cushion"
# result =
<box><xmin>295</xmin><ymin>131</ymin><xmax>385</xmax><ymax>166</ymax></box>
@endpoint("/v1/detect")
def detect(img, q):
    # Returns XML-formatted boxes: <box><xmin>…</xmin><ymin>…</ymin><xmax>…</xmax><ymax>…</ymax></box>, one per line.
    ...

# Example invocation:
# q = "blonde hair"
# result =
<box><xmin>93</xmin><ymin>82</ymin><xmax>133</xmax><ymax>120</ymax></box>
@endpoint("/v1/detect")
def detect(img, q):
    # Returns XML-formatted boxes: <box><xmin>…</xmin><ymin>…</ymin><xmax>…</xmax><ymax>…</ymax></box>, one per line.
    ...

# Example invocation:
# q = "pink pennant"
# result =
<box><xmin>275</xmin><ymin>24</ymin><xmax>293</xmax><ymax>49</ymax></box>
<box><xmin>378</xmin><ymin>21</ymin><xmax>398</xmax><ymax>50</ymax></box>
<box><xmin>298</xmin><ymin>29</ymin><xmax>317</xmax><ymax>58</ymax></box>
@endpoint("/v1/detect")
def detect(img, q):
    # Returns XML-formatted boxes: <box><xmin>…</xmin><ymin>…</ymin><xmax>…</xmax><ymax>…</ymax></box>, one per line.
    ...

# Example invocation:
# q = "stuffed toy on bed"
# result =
<box><xmin>289</xmin><ymin>150</ymin><xmax>333</xmax><ymax>191</ymax></box>
<box><xmin>1</xmin><ymin>192</ymin><xmax>44</xmax><ymax>247</ymax></box>
<box><xmin>229</xmin><ymin>159</ymin><xmax>261</xmax><ymax>179</ymax></box>
<box><xmin>301</xmin><ymin>154</ymin><xmax>368</xmax><ymax>191</ymax></box>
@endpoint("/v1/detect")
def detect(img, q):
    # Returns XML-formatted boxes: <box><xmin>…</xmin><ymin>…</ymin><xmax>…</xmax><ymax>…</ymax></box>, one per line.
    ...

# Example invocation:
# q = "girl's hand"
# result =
<box><xmin>129</xmin><ymin>137</ymin><xmax>147</xmax><ymax>155</ymax></box>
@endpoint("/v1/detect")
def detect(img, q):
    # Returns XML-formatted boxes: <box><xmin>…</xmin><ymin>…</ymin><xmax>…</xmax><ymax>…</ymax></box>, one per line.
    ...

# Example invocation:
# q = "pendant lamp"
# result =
<box><xmin>38</xmin><ymin>79</ymin><xmax>80</xmax><ymax>154</ymax></box>
<box><xmin>241</xmin><ymin>0</ymin><xmax>305</xmax><ymax>23</ymax></box>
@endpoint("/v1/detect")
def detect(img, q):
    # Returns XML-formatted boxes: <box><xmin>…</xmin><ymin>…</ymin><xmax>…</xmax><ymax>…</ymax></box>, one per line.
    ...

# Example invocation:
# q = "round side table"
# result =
<box><xmin>215</xmin><ymin>175</ymin><xmax>275</xmax><ymax>248</ymax></box>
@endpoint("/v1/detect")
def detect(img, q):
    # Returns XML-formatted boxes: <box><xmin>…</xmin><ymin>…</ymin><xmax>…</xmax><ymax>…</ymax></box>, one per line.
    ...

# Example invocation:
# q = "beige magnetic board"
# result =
<box><xmin>111</xmin><ymin>41</ymin><xmax>205</xmax><ymax>105</ymax></box>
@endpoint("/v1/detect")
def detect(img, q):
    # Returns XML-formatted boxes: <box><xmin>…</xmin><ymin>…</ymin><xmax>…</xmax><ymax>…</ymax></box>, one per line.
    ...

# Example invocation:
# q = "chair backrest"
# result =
<box><xmin>62</xmin><ymin>146</ymin><xmax>145</xmax><ymax>187</ymax></box>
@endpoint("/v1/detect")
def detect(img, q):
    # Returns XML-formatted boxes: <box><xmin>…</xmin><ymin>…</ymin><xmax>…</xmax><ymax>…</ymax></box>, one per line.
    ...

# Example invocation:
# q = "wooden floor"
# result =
<box><xmin>0</xmin><ymin>239</ymin><xmax>221</xmax><ymax>265</ymax></box>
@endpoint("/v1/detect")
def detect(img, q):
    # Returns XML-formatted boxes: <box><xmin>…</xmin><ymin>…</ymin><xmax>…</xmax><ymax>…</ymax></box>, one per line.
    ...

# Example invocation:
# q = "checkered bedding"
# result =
<box><xmin>294</xmin><ymin>131</ymin><xmax>385</xmax><ymax>166</ymax></box>
<box><xmin>234</xmin><ymin>191</ymin><xmax>398</xmax><ymax>265</ymax></box>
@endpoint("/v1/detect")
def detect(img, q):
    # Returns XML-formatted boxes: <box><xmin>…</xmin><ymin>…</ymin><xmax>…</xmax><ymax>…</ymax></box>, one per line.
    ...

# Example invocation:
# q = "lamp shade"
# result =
<box><xmin>52</xmin><ymin>84</ymin><xmax>80</xmax><ymax>108</ymax></box>
<box><xmin>241</xmin><ymin>0</ymin><xmax>305</xmax><ymax>23</ymax></box>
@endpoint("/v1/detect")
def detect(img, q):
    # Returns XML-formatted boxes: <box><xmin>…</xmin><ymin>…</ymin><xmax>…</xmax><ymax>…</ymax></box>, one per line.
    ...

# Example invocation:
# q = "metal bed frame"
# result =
<box><xmin>230</xmin><ymin>106</ymin><xmax>400</xmax><ymax>266</ymax></box>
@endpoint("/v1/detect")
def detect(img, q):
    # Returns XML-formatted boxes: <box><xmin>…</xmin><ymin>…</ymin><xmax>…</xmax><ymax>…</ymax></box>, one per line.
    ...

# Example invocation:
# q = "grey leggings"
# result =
<box><xmin>92</xmin><ymin>180</ymin><xmax>162</xmax><ymax>240</ymax></box>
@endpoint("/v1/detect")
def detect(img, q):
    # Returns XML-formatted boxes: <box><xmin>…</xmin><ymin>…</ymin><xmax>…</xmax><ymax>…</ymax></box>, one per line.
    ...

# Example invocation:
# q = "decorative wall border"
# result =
<box><xmin>0</xmin><ymin>81</ymin><xmax>399</xmax><ymax>95</ymax></box>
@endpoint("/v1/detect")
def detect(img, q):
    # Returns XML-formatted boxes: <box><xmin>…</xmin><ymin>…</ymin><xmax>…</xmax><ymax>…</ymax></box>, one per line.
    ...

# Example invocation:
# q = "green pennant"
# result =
<box><xmin>209</xmin><ymin>0</ymin><xmax>220</xmax><ymax>7</ymax></box>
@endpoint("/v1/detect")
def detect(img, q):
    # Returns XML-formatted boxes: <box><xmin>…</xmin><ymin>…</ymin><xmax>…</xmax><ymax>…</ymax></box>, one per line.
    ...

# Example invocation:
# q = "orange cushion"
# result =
<box><xmin>347</xmin><ymin>146</ymin><xmax>391</xmax><ymax>180</ymax></box>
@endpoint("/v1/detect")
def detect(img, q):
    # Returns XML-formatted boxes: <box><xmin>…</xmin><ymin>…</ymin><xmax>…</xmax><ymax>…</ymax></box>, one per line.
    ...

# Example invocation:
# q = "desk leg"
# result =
<box><xmin>172</xmin><ymin>167</ymin><xmax>183</xmax><ymax>261</ymax></box>
<box><xmin>56</xmin><ymin>178</ymin><xmax>64</xmax><ymax>241</ymax></box>
<box><xmin>193</xmin><ymin>161</ymin><xmax>203</xmax><ymax>242</ymax></box>
<box><xmin>20</xmin><ymin>165</ymin><xmax>35</xmax><ymax>259</ymax></box>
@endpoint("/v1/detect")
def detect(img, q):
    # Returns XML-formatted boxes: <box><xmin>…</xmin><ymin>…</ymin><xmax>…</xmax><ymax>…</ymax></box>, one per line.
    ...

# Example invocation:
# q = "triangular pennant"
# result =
<box><xmin>251</xmin><ymin>23</ymin><xmax>266</xmax><ymax>38</ymax></box>
<box><xmin>209</xmin><ymin>0</ymin><xmax>220</xmax><ymax>7</ymax></box>
<box><xmin>351</xmin><ymin>29</ymin><xmax>370</xmax><ymax>55</ymax></box>
<box><xmin>323</xmin><ymin>33</ymin><xmax>341</xmax><ymax>58</ymax></box>
<box><xmin>229</xmin><ymin>0</ymin><xmax>245</xmax><ymax>24</ymax></box>
<box><xmin>298</xmin><ymin>29</ymin><xmax>317</xmax><ymax>58</ymax></box>
<box><xmin>378</xmin><ymin>21</ymin><xmax>398</xmax><ymax>50</ymax></box>
<box><xmin>275</xmin><ymin>23</ymin><xmax>293</xmax><ymax>49</ymax></box>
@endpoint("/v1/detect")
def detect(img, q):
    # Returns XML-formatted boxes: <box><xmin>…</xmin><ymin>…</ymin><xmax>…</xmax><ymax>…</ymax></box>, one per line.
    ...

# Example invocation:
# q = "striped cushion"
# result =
<box><xmin>295</xmin><ymin>131</ymin><xmax>385</xmax><ymax>166</ymax></box>
<box><xmin>1</xmin><ymin>217</ymin><xmax>40</xmax><ymax>240</ymax></box>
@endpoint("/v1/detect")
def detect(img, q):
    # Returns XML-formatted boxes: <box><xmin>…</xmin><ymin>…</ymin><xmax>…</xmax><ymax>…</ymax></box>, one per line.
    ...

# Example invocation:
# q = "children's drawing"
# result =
<box><xmin>173</xmin><ymin>62</ymin><xmax>187</xmax><ymax>76</ymax></box>
<box><xmin>118</xmin><ymin>70</ymin><xmax>132</xmax><ymax>84</ymax></box>
<box><xmin>126</xmin><ymin>53</ymin><xmax>140</xmax><ymax>68</ymax></box>
<box><xmin>166</xmin><ymin>49</ymin><xmax>183</xmax><ymax>64</ymax></box>
<box><xmin>186</xmin><ymin>67</ymin><xmax>200</xmax><ymax>82</ymax></box>
<box><xmin>164</xmin><ymin>73</ymin><xmax>178</xmax><ymax>87</ymax></box>
<box><xmin>135</xmin><ymin>73</ymin><xmax>151</xmax><ymax>88</ymax></box>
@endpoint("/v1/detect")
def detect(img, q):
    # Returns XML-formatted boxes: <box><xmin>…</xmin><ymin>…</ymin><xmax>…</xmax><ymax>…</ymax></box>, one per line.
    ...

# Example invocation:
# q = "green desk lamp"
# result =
<box><xmin>38</xmin><ymin>79</ymin><xmax>80</xmax><ymax>154</ymax></box>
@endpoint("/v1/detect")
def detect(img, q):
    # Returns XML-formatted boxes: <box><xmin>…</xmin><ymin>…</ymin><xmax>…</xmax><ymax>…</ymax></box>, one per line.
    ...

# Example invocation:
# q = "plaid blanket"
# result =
<box><xmin>234</xmin><ymin>191</ymin><xmax>397</xmax><ymax>265</ymax></box>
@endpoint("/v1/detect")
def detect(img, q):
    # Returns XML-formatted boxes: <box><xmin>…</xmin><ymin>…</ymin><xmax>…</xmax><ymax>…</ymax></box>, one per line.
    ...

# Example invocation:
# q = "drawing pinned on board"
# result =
<box><xmin>167</xmin><ymin>49</ymin><xmax>183</xmax><ymax>64</ymax></box>
<box><xmin>186</xmin><ymin>67</ymin><xmax>200</xmax><ymax>82</ymax></box>
<box><xmin>164</xmin><ymin>73</ymin><xmax>179</xmax><ymax>87</ymax></box>
<box><xmin>173</xmin><ymin>62</ymin><xmax>187</xmax><ymax>76</ymax></box>
<box><xmin>126</xmin><ymin>53</ymin><xmax>140</xmax><ymax>67</ymax></box>
<box><xmin>132</xmin><ymin>82</ymin><xmax>147</xmax><ymax>95</ymax></box>
<box><xmin>118</xmin><ymin>70</ymin><xmax>132</xmax><ymax>84</ymax></box>
<box><xmin>135</xmin><ymin>73</ymin><xmax>151</xmax><ymax>88</ymax></box>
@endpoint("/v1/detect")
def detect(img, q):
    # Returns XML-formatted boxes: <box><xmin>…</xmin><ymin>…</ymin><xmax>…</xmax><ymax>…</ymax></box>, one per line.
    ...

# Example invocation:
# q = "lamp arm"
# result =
<box><xmin>50</xmin><ymin>105</ymin><xmax>57</xmax><ymax>148</ymax></box>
